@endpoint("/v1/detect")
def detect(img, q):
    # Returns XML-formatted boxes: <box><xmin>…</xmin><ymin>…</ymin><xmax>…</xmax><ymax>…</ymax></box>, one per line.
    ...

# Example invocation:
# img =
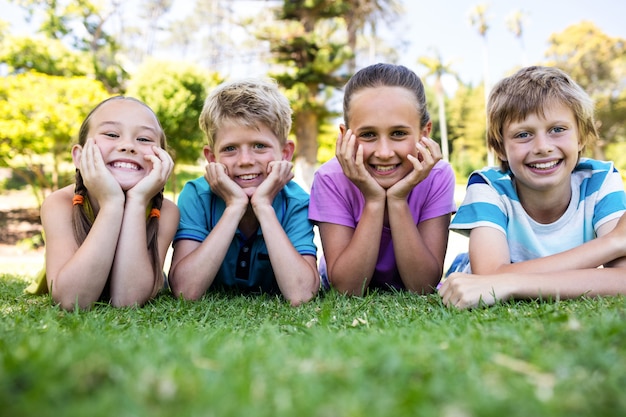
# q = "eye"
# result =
<box><xmin>253</xmin><ymin>143</ymin><xmax>267</xmax><ymax>150</ymax></box>
<box><xmin>391</xmin><ymin>130</ymin><xmax>408</xmax><ymax>139</ymax></box>
<box><xmin>137</xmin><ymin>136</ymin><xmax>156</xmax><ymax>143</ymax></box>
<box><xmin>103</xmin><ymin>132</ymin><xmax>119</xmax><ymax>138</ymax></box>
<box><xmin>513</xmin><ymin>131</ymin><xmax>531</xmax><ymax>140</ymax></box>
<box><xmin>550</xmin><ymin>126</ymin><xmax>566</xmax><ymax>134</ymax></box>
<box><xmin>358</xmin><ymin>131</ymin><xmax>376</xmax><ymax>141</ymax></box>
<box><xmin>221</xmin><ymin>145</ymin><xmax>236</xmax><ymax>153</ymax></box>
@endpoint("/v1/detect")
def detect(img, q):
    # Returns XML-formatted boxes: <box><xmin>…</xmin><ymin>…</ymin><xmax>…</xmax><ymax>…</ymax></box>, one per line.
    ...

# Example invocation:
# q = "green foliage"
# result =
<box><xmin>2</xmin><ymin>274</ymin><xmax>626</xmax><ymax>416</ymax></box>
<box><xmin>9</xmin><ymin>0</ymin><xmax>129</xmax><ymax>92</ymax></box>
<box><xmin>543</xmin><ymin>21</ymin><xmax>626</xmax><ymax>163</ymax></box>
<box><xmin>126</xmin><ymin>59</ymin><xmax>222</xmax><ymax>166</ymax></box>
<box><xmin>0</xmin><ymin>72</ymin><xmax>110</xmax><ymax>201</ymax></box>
<box><xmin>0</xmin><ymin>35</ymin><xmax>91</xmax><ymax>76</ymax></box>
<box><xmin>447</xmin><ymin>83</ymin><xmax>488</xmax><ymax>177</ymax></box>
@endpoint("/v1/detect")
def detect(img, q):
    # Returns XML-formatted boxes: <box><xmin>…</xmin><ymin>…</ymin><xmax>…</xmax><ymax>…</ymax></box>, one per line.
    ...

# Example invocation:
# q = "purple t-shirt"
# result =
<box><xmin>309</xmin><ymin>157</ymin><xmax>456</xmax><ymax>290</ymax></box>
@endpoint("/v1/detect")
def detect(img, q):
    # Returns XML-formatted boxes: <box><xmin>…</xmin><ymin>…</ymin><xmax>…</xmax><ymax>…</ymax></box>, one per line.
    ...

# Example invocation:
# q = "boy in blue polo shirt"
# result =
<box><xmin>169</xmin><ymin>78</ymin><xmax>319</xmax><ymax>305</ymax></box>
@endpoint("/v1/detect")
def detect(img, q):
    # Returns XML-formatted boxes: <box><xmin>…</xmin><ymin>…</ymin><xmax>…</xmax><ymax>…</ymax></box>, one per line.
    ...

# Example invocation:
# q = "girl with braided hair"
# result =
<box><xmin>31</xmin><ymin>96</ymin><xmax>179</xmax><ymax>310</ymax></box>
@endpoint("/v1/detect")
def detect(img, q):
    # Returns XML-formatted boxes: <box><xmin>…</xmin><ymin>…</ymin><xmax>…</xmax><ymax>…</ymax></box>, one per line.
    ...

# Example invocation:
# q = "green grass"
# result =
<box><xmin>2</xmin><ymin>273</ymin><xmax>626</xmax><ymax>417</ymax></box>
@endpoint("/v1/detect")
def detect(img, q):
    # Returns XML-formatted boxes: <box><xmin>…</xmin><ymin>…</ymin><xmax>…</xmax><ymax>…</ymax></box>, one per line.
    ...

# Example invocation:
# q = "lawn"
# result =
<box><xmin>1</xmin><ymin>273</ymin><xmax>625</xmax><ymax>417</ymax></box>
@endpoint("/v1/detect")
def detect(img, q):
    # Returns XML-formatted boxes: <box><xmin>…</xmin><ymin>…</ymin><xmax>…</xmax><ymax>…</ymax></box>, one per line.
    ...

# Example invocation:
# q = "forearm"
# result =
<box><xmin>388</xmin><ymin>201</ymin><xmax>443</xmax><ymax>293</ymax></box>
<box><xmin>327</xmin><ymin>201</ymin><xmax>385</xmax><ymax>295</ymax></box>
<box><xmin>479</xmin><ymin>231</ymin><xmax>625</xmax><ymax>275</ymax></box>
<box><xmin>169</xmin><ymin>206</ymin><xmax>244</xmax><ymax>300</ymax></box>
<box><xmin>442</xmin><ymin>267</ymin><xmax>626</xmax><ymax>310</ymax></box>
<box><xmin>109</xmin><ymin>202</ymin><xmax>156</xmax><ymax>307</ymax></box>
<box><xmin>510</xmin><ymin>267</ymin><xmax>626</xmax><ymax>300</ymax></box>
<box><xmin>51</xmin><ymin>204</ymin><xmax>124</xmax><ymax>310</ymax></box>
<box><xmin>253</xmin><ymin>205</ymin><xmax>319</xmax><ymax>305</ymax></box>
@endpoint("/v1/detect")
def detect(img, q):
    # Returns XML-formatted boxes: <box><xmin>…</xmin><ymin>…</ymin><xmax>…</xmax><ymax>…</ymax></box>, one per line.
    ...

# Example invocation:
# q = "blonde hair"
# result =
<box><xmin>199</xmin><ymin>78</ymin><xmax>293</xmax><ymax>149</ymax></box>
<box><xmin>487</xmin><ymin>66</ymin><xmax>598</xmax><ymax>172</ymax></box>
<box><xmin>73</xmin><ymin>96</ymin><xmax>168</xmax><ymax>298</ymax></box>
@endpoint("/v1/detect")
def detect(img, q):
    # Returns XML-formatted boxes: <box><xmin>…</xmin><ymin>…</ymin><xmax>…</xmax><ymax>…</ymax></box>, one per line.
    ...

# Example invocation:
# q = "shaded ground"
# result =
<box><xmin>0</xmin><ymin>206</ymin><xmax>41</xmax><ymax>245</ymax></box>
<box><xmin>0</xmin><ymin>191</ymin><xmax>44</xmax><ymax>277</ymax></box>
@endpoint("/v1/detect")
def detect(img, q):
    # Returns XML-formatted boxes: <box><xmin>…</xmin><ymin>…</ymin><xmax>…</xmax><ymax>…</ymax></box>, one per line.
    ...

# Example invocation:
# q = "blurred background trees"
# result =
<box><xmin>1</xmin><ymin>0</ymin><xmax>625</xmax><ymax>203</ymax></box>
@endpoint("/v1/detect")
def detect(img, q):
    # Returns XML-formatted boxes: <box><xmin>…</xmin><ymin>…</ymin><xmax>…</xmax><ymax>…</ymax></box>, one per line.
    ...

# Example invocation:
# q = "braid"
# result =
<box><xmin>146</xmin><ymin>190</ymin><xmax>164</xmax><ymax>296</ymax></box>
<box><xmin>72</xmin><ymin>169</ymin><xmax>93</xmax><ymax>245</ymax></box>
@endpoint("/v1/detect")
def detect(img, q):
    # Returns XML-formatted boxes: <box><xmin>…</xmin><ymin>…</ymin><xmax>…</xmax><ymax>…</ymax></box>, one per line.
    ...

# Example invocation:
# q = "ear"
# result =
<box><xmin>339</xmin><ymin>124</ymin><xmax>347</xmax><ymax>135</ymax></box>
<box><xmin>203</xmin><ymin>145</ymin><xmax>217</xmax><ymax>163</ymax></box>
<box><xmin>421</xmin><ymin>120</ymin><xmax>433</xmax><ymax>137</ymax></box>
<box><xmin>71</xmin><ymin>145</ymin><xmax>83</xmax><ymax>169</ymax></box>
<box><xmin>281</xmin><ymin>140</ymin><xmax>295</xmax><ymax>161</ymax></box>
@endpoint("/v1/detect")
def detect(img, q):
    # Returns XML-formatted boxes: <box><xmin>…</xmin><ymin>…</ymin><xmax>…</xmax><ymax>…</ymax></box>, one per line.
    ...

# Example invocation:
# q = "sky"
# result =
<box><xmin>2</xmin><ymin>0</ymin><xmax>624</xmax><ymax>91</ymax></box>
<box><xmin>395</xmin><ymin>0</ymin><xmax>626</xmax><ymax>90</ymax></box>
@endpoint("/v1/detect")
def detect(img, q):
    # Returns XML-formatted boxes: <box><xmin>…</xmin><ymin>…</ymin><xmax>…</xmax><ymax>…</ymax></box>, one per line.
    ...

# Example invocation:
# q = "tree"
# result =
<box><xmin>543</xmin><ymin>21</ymin><xmax>626</xmax><ymax>161</ymax></box>
<box><xmin>0</xmin><ymin>34</ymin><xmax>91</xmax><ymax>76</ymax></box>
<box><xmin>447</xmin><ymin>83</ymin><xmax>487</xmax><ymax>179</ymax></box>
<box><xmin>506</xmin><ymin>9</ymin><xmax>528</xmax><ymax>67</ymax></box>
<box><xmin>126</xmin><ymin>59</ymin><xmax>222</xmax><ymax>196</ymax></box>
<box><xmin>418</xmin><ymin>49</ymin><xmax>459</xmax><ymax>162</ymax></box>
<box><xmin>10</xmin><ymin>0</ymin><xmax>128</xmax><ymax>92</ymax></box>
<box><xmin>0</xmin><ymin>72</ymin><xmax>109</xmax><ymax>204</ymax></box>
<box><xmin>256</xmin><ymin>0</ymin><xmax>352</xmax><ymax>189</ymax></box>
<box><xmin>468</xmin><ymin>3</ymin><xmax>494</xmax><ymax>167</ymax></box>
<box><xmin>343</xmin><ymin>0</ymin><xmax>402</xmax><ymax>73</ymax></box>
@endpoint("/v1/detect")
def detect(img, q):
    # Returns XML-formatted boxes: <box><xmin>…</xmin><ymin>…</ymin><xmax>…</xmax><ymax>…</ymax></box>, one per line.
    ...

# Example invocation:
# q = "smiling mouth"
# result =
<box><xmin>372</xmin><ymin>164</ymin><xmax>399</xmax><ymax>173</ymax></box>
<box><xmin>110</xmin><ymin>161</ymin><xmax>141</xmax><ymax>170</ymax></box>
<box><xmin>237</xmin><ymin>174</ymin><xmax>260</xmax><ymax>181</ymax></box>
<box><xmin>528</xmin><ymin>160</ymin><xmax>560</xmax><ymax>170</ymax></box>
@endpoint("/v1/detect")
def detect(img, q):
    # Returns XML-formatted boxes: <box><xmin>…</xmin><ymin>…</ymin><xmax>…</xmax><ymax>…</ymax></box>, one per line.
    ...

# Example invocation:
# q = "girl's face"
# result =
<box><xmin>502</xmin><ymin>102</ymin><xmax>582</xmax><ymax>199</ymax></box>
<box><xmin>85</xmin><ymin>99</ymin><xmax>162</xmax><ymax>191</ymax></box>
<box><xmin>343</xmin><ymin>86</ymin><xmax>429</xmax><ymax>189</ymax></box>
<box><xmin>204</xmin><ymin>120</ymin><xmax>293</xmax><ymax>197</ymax></box>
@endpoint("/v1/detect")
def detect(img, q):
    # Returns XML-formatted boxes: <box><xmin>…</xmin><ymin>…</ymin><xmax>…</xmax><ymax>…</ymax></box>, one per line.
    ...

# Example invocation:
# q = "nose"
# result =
<box><xmin>374</xmin><ymin>137</ymin><xmax>394</xmax><ymax>159</ymax></box>
<box><xmin>117</xmin><ymin>136</ymin><xmax>137</xmax><ymax>154</ymax></box>
<box><xmin>533</xmin><ymin>133</ymin><xmax>553</xmax><ymax>154</ymax></box>
<box><xmin>237</xmin><ymin>147</ymin><xmax>254</xmax><ymax>165</ymax></box>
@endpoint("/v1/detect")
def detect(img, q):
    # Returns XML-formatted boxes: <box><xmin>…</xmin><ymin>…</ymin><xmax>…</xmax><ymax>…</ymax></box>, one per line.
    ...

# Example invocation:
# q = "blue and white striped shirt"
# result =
<box><xmin>450</xmin><ymin>158</ymin><xmax>626</xmax><ymax>265</ymax></box>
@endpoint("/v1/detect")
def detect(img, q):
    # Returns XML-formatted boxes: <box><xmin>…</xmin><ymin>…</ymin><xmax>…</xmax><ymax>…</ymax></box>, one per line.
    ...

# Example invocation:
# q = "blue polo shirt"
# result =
<box><xmin>174</xmin><ymin>177</ymin><xmax>317</xmax><ymax>294</ymax></box>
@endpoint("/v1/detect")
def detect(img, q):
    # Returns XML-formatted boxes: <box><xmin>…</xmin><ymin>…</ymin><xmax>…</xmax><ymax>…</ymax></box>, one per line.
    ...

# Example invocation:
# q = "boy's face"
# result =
<box><xmin>343</xmin><ymin>86</ymin><xmax>430</xmax><ymax>190</ymax></box>
<box><xmin>501</xmin><ymin>102</ymin><xmax>582</xmax><ymax>199</ymax></box>
<box><xmin>204</xmin><ymin>120</ymin><xmax>293</xmax><ymax>196</ymax></box>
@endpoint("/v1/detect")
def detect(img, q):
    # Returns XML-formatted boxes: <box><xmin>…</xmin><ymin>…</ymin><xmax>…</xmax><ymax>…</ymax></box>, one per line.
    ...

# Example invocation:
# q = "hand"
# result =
<box><xmin>126</xmin><ymin>146</ymin><xmax>173</xmax><ymax>204</ymax></box>
<box><xmin>204</xmin><ymin>162</ymin><xmax>249</xmax><ymax>208</ymax></box>
<box><xmin>387</xmin><ymin>137</ymin><xmax>441</xmax><ymax>201</ymax></box>
<box><xmin>250</xmin><ymin>160</ymin><xmax>294</xmax><ymax>208</ymax></box>
<box><xmin>438</xmin><ymin>272</ymin><xmax>513</xmax><ymax>309</ymax></box>
<box><xmin>78</xmin><ymin>138</ymin><xmax>124</xmax><ymax>206</ymax></box>
<box><xmin>335</xmin><ymin>129</ymin><xmax>385</xmax><ymax>201</ymax></box>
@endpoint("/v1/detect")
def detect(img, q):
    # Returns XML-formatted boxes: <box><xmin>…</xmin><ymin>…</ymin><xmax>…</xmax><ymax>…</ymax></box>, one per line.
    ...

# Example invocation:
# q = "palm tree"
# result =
<box><xmin>469</xmin><ymin>3</ymin><xmax>494</xmax><ymax>166</ymax></box>
<box><xmin>417</xmin><ymin>50</ymin><xmax>459</xmax><ymax>162</ymax></box>
<box><xmin>342</xmin><ymin>0</ymin><xmax>402</xmax><ymax>72</ymax></box>
<box><xmin>506</xmin><ymin>10</ymin><xmax>528</xmax><ymax>67</ymax></box>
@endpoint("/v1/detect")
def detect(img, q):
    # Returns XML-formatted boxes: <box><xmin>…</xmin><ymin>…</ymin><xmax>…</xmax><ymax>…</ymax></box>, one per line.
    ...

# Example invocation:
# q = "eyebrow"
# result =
<box><xmin>96</xmin><ymin>121</ymin><xmax>159</xmax><ymax>133</ymax></box>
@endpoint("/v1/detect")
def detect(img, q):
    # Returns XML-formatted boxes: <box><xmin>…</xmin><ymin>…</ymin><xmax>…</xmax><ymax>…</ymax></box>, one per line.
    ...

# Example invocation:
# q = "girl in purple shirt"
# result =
<box><xmin>309</xmin><ymin>63</ymin><xmax>456</xmax><ymax>295</ymax></box>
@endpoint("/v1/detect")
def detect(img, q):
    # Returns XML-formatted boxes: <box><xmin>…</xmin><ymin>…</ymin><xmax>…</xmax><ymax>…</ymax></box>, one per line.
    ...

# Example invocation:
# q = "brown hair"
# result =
<box><xmin>343</xmin><ymin>63</ymin><xmax>430</xmax><ymax>129</ymax></box>
<box><xmin>487</xmin><ymin>66</ymin><xmax>598</xmax><ymax>172</ymax></box>
<box><xmin>73</xmin><ymin>96</ymin><xmax>168</xmax><ymax>297</ymax></box>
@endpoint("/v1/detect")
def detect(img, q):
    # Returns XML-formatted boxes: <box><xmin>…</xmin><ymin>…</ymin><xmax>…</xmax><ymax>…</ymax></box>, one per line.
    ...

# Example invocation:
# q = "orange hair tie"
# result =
<box><xmin>149</xmin><ymin>208</ymin><xmax>161</xmax><ymax>219</ymax></box>
<box><xmin>72</xmin><ymin>195</ymin><xmax>84</xmax><ymax>206</ymax></box>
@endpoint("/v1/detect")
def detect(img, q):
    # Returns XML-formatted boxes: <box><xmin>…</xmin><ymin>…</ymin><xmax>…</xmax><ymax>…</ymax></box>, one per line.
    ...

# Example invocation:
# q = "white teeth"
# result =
<box><xmin>529</xmin><ymin>161</ymin><xmax>559</xmax><ymax>169</ymax></box>
<box><xmin>375</xmin><ymin>165</ymin><xmax>396</xmax><ymax>172</ymax></box>
<box><xmin>238</xmin><ymin>174</ymin><xmax>258</xmax><ymax>180</ymax></box>
<box><xmin>112</xmin><ymin>161</ymin><xmax>139</xmax><ymax>170</ymax></box>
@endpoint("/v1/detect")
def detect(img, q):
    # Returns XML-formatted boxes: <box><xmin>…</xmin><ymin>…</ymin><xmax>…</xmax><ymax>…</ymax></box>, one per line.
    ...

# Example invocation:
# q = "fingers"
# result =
<box><xmin>266</xmin><ymin>160</ymin><xmax>294</xmax><ymax>182</ymax></box>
